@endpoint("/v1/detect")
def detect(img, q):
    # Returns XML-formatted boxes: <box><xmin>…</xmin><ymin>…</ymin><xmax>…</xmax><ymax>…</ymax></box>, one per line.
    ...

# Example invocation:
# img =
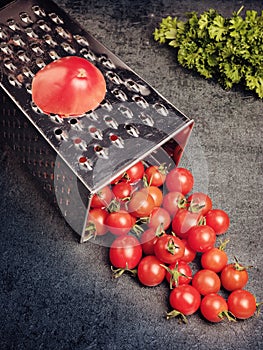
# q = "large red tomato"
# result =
<box><xmin>32</xmin><ymin>56</ymin><xmax>106</xmax><ymax>116</ymax></box>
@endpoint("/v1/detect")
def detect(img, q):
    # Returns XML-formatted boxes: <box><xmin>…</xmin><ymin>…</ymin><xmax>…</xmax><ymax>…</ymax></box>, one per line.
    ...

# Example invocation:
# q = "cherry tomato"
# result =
<box><xmin>200</xmin><ymin>294</ymin><xmax>230</xmax><ymax>323</ymax></box>
<box><xmin>128</xmin><ymin>190</ymin><xmax>155</xmax><ymax>218</ymax></box>
<box><xmin>227</xmin><ymin>289</ymin><xmax>257</xmax><ymax>319</ymax></box>
<box><xmin>168</xmin><ymin>285</ymin><xmax>201</xmax><ymax>316</ymax></box>
<box><xmin>148</xmin><ymin>207</ymin><xmax>171</xmax><ymax>230</ymax></box>
<box><xmin>90</xmin><ymin>186</ymin><xmax>113</xmax><ymax>209</ymax></box>
<box><xmin>180</xmin><ymin>239</ymin><xmax>197</xmax><ymax>263</ymax></box>
<box><xmin>140</xmin><ymin>186</ymin><xmax>163</xmax><ymax>207</ymax></box>
<box><xmin>137</xmin><ymin>255</ymin><xmax>166</xmax><ymax>287</ymax></box>
<box><xmin>112</xmin><ymin>182</ymin><xmax>132</xmax><ymax>200</ymax></box>
<box><xmin>187</xmin><ymin>192</ymin><xmax>212</xmax><ymax>215</ymax></box>
<box><xmin>105</xmin><ymin>210</ymin><xmax>134</xmax><ymax>236</ymax></box>
<box><xmin>162</xmin><ymin>191</ymin><xmax>186</xmax><ymax>216</ymax></box>
<box><xmin>187</xmin><ymin>225</ymin><xmax>216</xmax><ymax>253</ymax></box>
<box><xmin>171</xmin><ymin>209</ymin><xmax>201</xmax><ymax>239</ymax></box>
<box><xmin>154</xmin><ymin>234</ymin><xmax>185</xmax><ymax>264</ymax></box>
<box><xmin>109</xmin><ymin>235</ymin><xmax>142</xmax><ymax>269</ymax></box>
<box><xmin>165</xmin><ymin>261</ymin><xmax>192</xmax><ymax>288</ymax></box>
<box><xmin>165</xmin><ymin>167</ymin><xmax>194</xmax><ymax>195</ymax></box>
<box><xmin>144</xmin><ymin>164</ymin><xmax>167</xmax><ymax>187</ymax></box>
<box><xmin>32</xmin><ymin>56</ymin><xmax>106</xmax><ymax>116</ymax></box>
<box><xmin>201</xmin><ymin>247</ymin><xmax>228</xmax><ymax>273</ymax></box>
<box><xmin>192</xmin><ymin>269</ymin><xmax>221</xmax><ymax>295</ymax></box>
<box><xmin>220</xmin><ymin>262</ymin><xmax>249</xmax><ymax>291</ymax></box>
<box><xmin>140</xmin><ymin>228</ymin><xmax>160</xmax><ymax>255</ymax></box>
<box><xmin>86</xmin><ymin>208</ymin><xmax>108</xmax><ymax>237</ymax></box>
<box><xmin>125</xmin><ymin>161</ymin><xmax>145</xmax><ymax>183</ymax></box>
<box><xmin>205</xmin><ymin>209</ymin><xmax>230</xmax><ymax>235</ymax></box>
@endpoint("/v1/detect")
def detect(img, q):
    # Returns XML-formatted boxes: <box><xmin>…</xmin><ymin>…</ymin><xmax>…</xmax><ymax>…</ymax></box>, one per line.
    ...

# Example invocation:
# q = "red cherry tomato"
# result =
<box><xmin>180</xmin><ymin>239</ymin><xmax>197</xmax><ymax>263</ymax></box>
<box><xmin>220</xmin><ymin>262</ymin><xmax>249</xmax><ymax>291</ymax></box>
<box><xmin>162</xmin><ymin>191</ymin><xmax>186</xmax><ymax>216</ymax></box>
<box><xmin>140</xmin><ymin>186</ymin><xmax>163</xmax><ymax>207</ymax></box>
<box><xmin>148</xmin><ymin>207</ymin><xmax>171</xmax><ymax>230</ymax></box>
<box><xmin>128</xmin><ymin>190</ymin><xmax>155</xmax><ymax>218</ymax></box>
<box><xmin>200</xmin><ymin>294</ymin><xmax>230</xmax><ymax>323</ymax></box>
<box><xmin>140</xmin><ymin>228</ymin><xmax>160</xmax><ymax>255</ymax></box>
<box><xmin>112</xmin><ymin>182</ymin><xmax>132</xmax><ymax>200</ymax></box>
<box><xmin>86</xmin><ymin>208</ymin><xmax>108</xmax><ymax>237</ymax></box>
<box><xmin>137</xmin><ymin>255</ymin><xmax>166</xmax><ymax>287</ymax></box>
<box><xmin>125</xmin><ymin>161</ymin><xmax>145</xmax><ymax>183</ymax></box>
<box><xmin>205</xmin><ymin>209</ymin><xmax>230</xmax><ymax>235</ymax></box>
<box><xmin>144</xmin><ymin>164</ymin><xmax>167</xmax><ymax>187</ymax></box>
<box><xmin>165</xmin><ymin>167</ymin><xmax>194</xmax><ymax>195</ymax></box>
<box><xmin>168</xmin><ymin>285</ymin><xmax>201</xmax><ymax>316</ymax></box>
<box><xmin>32</xmin><ymin>56</ymin><xmax>106</xmax><ymax>116</ymax></box>
<box><xmin>109</xmin><ymin>235</ymin><xmax>142</xmax><ymax>269</ymax></box>
<box><xmin>105</xmin><ymin>210</ymin><xmax>134</xmax><ymax>236</ymax></box>
<box><xmin>165</xmin><ymin>261</ymin><xmax>192</xmax><ymax>288</ymax></box>
<box><xmin>90</xmin><ymin>186</ymin><xmax>113</xmax><ymax>208</ymax></box>
<box><xmin>187</xmin><ymin>192</ymin><xmax>212</xmax><ymax>215</ymax></box>
<box><xmin>171</xmin><ymin>209</ymin><xmax>201</xmax><ymax>239</ymax></box>
<box><xmin>187</xmin><ymin>225</ymin><xmax>216</xmax><ymax>253</ymax></box>
<box><xmin>227</xmin><ymin>289</ymin><xmax>257</xmax><ymax>319</ymax></box>
<box><xmin>154</xmin><ymin>235</ymin><xmax>185</xmax><ymax>264</ymax></box>
<box><xmin>201</xmin><ymin>247</ymin><xmax>228</xmax><ymax>273</ymax></box>
<box><xmin>192</xmin><ymin>269</ymin><xmax>221</xmax><ymax>295</ymax></box>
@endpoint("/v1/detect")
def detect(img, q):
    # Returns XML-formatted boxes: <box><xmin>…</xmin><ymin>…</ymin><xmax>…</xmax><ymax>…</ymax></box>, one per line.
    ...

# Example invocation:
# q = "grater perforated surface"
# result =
<box><xmin>0</xmin><ymin>0</ymin><xmax>193</xmax><ymax>195</ymax></box>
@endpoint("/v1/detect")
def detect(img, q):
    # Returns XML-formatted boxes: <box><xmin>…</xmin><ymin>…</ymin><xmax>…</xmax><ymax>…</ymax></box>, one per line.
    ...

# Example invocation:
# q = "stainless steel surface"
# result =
<box><xmin>0</xmin><ymin>0</ymin><xmax>193</xmax><ymax>240</ymax></box>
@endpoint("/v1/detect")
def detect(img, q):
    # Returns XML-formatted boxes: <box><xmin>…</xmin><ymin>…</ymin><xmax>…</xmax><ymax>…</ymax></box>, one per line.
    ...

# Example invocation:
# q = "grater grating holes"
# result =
<box><xmin>48</xmin><ymin>50</ymin><xmax>60</xmax><ymax>60</ymax></box>
<box><xmin>94</xmin><ymin>145</ymin><xmax>109</xmax><ymax>159</ymax></box>
<box><xmin>153</xmin><ymin>103</ymin><xmax>168</xmax><ymax>116</ymax></box>
<box><xmin>20</xmin><ymin>12</ymin><xmax>33</xmax><ymax>24</ymax></box>
<box><xmin>30</xmin><ymin>42</ymin><xmax>44</xmax><ymax>55</ymax></box>
<box><xmin>80</xmin><ymin>48</ymin><xmax>96</xmax><ymax>61</ymax></box>
<box><xmin>8</xmin><ymin>75</ymin><xmax>22</xmax><ymax>88</ymax></box>
<box><xmin>74</xmin><ymin>35</ymin><xmax>89</xmax><ymax>47</ymax></box>
<box><xmin>54</xmin><ymin>128</ymin><xmax>68</xmax><ymax>141</ymax></box>
<box><xmin>55</xmin><ymin>26</ymin><xmax>71</xmax><ymax>40</ymax></box>
<box><xmin>106</xmin><ymin>71</ymin><xmax>122</xmax><ymax>85</ymax></box>
<box><xmin>112</xmin><ymin>88</ymin><xmax>127</xmax><ymax>102</ymax></box>
<box><xmin>3</xmin><ymin>58</ymin><xmax>16</xmax><ymax>72</ymax></box>
<box><xmin>139</xmin><ymin>112</ymin><xmax>155</xmax><ymax>127</ymax></box>
<box><xmin>1</xmin><ymin>42</ymin><xmax>13</xmax><ymax>55</ymax></box>
<box><xmin>43</xmin><ymin>34</ymin><xmax>57</xmax><ymax>47</ymax></box>
<box><xmin>25</xmin><ymin>27</ymin><xmax>39</xmax><ymax>39</ymax></box>
<box><xmin>109</xmin><ymin>134</ymin><xmax>124</xmax><ymax>148</ymax></box>
<box><xmin>61</xmin><ymin>42</ymin><xmax>76</xmax><ymax>54</ymax></box>
<box><xmin>32</xmin><ymin>5</ymin><xmax>46</xmax><ymax>17</ymax></box>
<box><xmin>89</xmin><ymin>126</ymin><xmax>103</xmax><ymax>140</ymax></box>
<box><xmin>78</xmin><ymin>156</ymin><xmax>93</xmax><ymax>171</ymax></box>
<box><xmin>7</xmin><ymin>18</ymin><xmax>20</xmax><ymax>31</ymax></box>
<box><xmin>103</xmin><ymin>115</ymin><xmax>118</xmax><ymax>129</ymax></box>
<box><xmin>17</xmin><ymin>50</ymin><xmax>30</xmax><ymax>63</ymax></box>
<box><xmin>49</xmin><ymin>13</ymin><xmax>64</xmax><ymax>24</ymax></box>
<box><xmin>49</xmin><ymin>113</ymin><xmax>64</xmax><ymax>124</ymax></box>
<box><xmin>98</xmin><ymin>55</ymin><xmax>116</xmax><ymax>69</ymax></box>
<box><xmin>118</xmin><ymin>105</ymin><xmax>133</xmax><ymax>119</ymax></box>
<box><xmin>37</xmin><ymin>20</ymin><xmax>51</xmax><ymax>32</ymax></box>
<box><xmin>132</xmin><ymin>95</ymin><xmax>149</xmax><ymax>109</ymax></box>
<box><xmin>125</xmin><ymin>124</ymin><xmax>140</xmax><ymax>137</ymax></box>
<box><xmin>85</xmin><ymin>110</ymin><xmax>99</xmax><ymax>121</ymax></box>
<box><xmin>125</xmin><ymin>79</ymin><xmax>141</xmax><ymax>93</ymax></box>
<box><xmin>35</xmin><ymin>57</ymin><xmax>46</xmax><ymax>69</ymax></box>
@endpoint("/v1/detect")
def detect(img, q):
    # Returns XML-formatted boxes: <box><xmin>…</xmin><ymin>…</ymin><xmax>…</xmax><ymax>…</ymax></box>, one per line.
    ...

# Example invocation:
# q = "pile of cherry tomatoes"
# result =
<box><xmin>86</xmin><ymin>160</ymin><xmax>261</xmax><ymax>323</ymax></box>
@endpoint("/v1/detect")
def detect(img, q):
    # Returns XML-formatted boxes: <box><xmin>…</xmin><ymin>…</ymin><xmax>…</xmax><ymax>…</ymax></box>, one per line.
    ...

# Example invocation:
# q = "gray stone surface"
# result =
<box><xmin>0</xmin><ymin>0</ymin><xmax>262</xmax><ymax>349</ymax></box>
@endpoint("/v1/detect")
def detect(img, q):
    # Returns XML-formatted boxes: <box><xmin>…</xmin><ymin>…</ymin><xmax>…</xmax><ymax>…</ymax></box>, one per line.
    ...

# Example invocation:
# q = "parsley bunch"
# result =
<box><xmin>153</xmin><ymin>7</ymin><xmax>263</xmax><ymax>98</ymax></box>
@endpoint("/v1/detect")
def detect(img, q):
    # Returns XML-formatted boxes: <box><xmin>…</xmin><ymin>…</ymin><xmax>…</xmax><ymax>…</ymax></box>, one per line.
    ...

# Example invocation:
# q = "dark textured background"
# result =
<box><xmin>0</xmin><ymin>0</ymin><xmax>262</xmax><ymax>349</ymax></box>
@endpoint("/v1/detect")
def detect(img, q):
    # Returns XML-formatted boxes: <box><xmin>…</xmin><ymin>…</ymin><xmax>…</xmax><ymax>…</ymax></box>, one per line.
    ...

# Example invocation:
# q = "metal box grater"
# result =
<box><xmin>0</xmin><ymin>0</ymin><xmax>194</xmax><ymax>243</ymax></box>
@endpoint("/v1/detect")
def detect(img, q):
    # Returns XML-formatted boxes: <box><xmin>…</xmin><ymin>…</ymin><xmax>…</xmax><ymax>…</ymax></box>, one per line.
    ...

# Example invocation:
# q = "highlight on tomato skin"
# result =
<box><xmin>31</xmin><ymin>56</ymin><xmax>106</xmax><ymax>117</ymax></box>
